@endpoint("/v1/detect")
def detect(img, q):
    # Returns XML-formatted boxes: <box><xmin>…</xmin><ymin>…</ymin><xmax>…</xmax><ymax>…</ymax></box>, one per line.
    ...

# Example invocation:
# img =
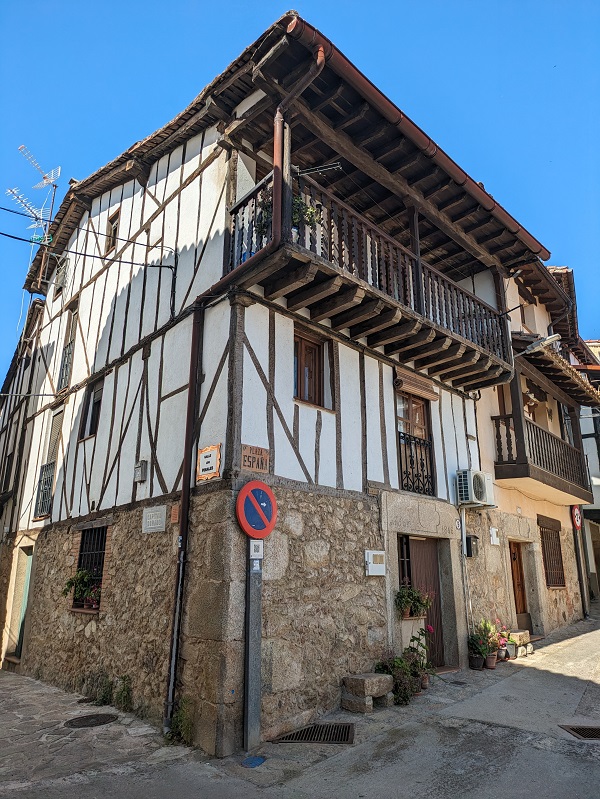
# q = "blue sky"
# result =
<box><xmin>1</xmin><ymin>1</ymin><xmax>599</xmax><ymax>377</ymax></box>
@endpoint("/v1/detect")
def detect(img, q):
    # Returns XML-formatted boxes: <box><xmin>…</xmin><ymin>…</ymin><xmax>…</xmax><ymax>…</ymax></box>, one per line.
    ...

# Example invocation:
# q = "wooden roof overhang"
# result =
<box><xmin>26</xmin><ymin>11</ymin><xmax>555</xmax><ymax>302</ymax></box>
<box><xmin>513</xmin><ymin>332</ymin><xmax>600</xmax><ymax>408</ymax></box>
<box><xmin>546</xmin><ymin>266</ymin><xmax>599</xmax><ymax>365</ymax></box>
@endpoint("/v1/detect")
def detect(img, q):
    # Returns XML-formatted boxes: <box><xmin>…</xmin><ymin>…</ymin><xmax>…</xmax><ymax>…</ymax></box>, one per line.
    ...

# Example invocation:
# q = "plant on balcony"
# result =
<box><xmin>62</xmin><ymin>569</ymin><xmax>94</xmax><ymax>605</ymax></box>
<box><xmin>254</xmin><ymin>188</ymin><xmax>319</xmax><ymax>239</ymax></box>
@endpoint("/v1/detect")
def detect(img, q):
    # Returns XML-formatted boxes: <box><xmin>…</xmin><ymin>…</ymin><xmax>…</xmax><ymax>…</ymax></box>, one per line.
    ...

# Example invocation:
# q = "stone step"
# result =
<box><xmin>511</xmin><ymin>630</ymin><xmax>531</xmax><ymax>646</ymax></box>
<box><xmin>343</xmin><ymin>673</ymin><xmax>394</xmax><ymax>698</ymax></box>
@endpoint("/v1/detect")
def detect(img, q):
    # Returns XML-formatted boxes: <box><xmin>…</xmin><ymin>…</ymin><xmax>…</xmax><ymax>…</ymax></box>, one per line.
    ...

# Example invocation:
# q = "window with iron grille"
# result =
<box><xmin>74</xmin><ymin>527</ymin><xmax>106</xmax><ymax>609</ymax></box>
<box><xmin>34</xmin><ymin>407</ymin><xmax>63</xmax><ymax>518</ymax></box>
<box><xmin>539</xmin><ymin>523</ymin><xmax>565</xmax><ymax>587</ymax></box>
<box><xmin>57</xmin><ymin>306</ymin><xmax>77</xmax><ymax>392</ymax></box>
<box><xmin>398</xmin><ymin>534</ymin><xmax>412</xmax><ymax>584</ymax></box>
<box><xmin>397</xmin><ymin>392</ymin><xmax>434</xmax><ymax>496</ymax></box>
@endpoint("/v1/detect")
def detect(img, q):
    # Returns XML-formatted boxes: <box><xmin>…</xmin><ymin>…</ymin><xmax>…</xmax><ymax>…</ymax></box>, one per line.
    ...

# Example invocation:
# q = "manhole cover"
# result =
<box><xmin>275</xmin><ymin>723</ymin><xmax>354</xmax><ymax>745</ymax></box>
<box><xmin>559</xmin><ymin>725</ymin><xmax>600</xmax><ymax>741</ymax></box>
<box><xmin>65</xmin><ymin>713</ymin><xmax>118</xmax><ymax>729</ymax></box>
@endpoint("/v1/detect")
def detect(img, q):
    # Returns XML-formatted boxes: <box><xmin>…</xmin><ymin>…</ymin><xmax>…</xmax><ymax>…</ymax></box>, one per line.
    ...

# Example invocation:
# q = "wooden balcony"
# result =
<box><xmin>492</xmin><ymin>414</ymin><xmax>592</xmax><ymax>504</ymax></box>
<box><xmin>227</xmin><ymin>173</ymin><xmax>511</xmax><ymax>391</ymax></box>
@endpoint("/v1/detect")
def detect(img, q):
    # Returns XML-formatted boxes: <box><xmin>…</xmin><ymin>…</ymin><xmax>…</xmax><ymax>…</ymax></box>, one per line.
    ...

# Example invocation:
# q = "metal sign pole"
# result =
<box><xmin>244</xmin><ymin>539</ymin><xmax>263</xmax><ymax>751</ymax></box>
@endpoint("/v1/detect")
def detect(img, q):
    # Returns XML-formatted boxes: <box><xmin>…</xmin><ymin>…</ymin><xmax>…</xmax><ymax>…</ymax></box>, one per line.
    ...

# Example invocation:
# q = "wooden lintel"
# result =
<box><xmin>264</xmin><ymin>263</ymin><xmax>318</xmax><ymax>300</ymax></box>
<box><xmin>286</xmin><ymin>276</ymin><xmax>343</xmax><ymax>311</ymax></box>
<box><xmin>331</xmin><ymin>299</ymin><xmax>384</xmax><ymax>331</ymax></box>
<box><xmin>367</xmin><ymin>319</ymin><xmax>421</xmax><ymax>348</ymax></box>
<box><xmin>396</xmin><ymin>335</ymin><xmax>452</xmax><ymax>363</ymax></box>
<box><xmin>385</xmin><ymin>327</ymin><xmax>436</xmax><ymax>356</ymax></box>
<box><xmin>414</xmin><ymin>342</ymin><xmax>466</xmax><ymax>371</ymax></box>
<box><xmin>218</xmin><ymin>134</ymin><xmax>273</xmax><ymax>176</ymax></box>
<box><xmin>261</xmin><ymin>82</ymin><xmax>502</xmax><ymax>270</ymax></box>
<box><xmin>252</xmin><ymin>35</ymin><xmax>290</xmax><ymax>82</ymax></box>
<box><xmin>237</xmin><ymin>248</ymin><xmax>291</xmax><ymax>289</ymax></box>
<box><xmin>224</xmin><ymin>95</ymin><xmax>274</xmax><ymax>139</ymax></box>
<box><xmin>310</xmin><ymin>286</ymin><xmax>365</xmax><ymax>322</ymax></box>
<box><xmin>350</xmin><ymin>308</ymin><xmax>402</xmax><ymax>339</ymax></box>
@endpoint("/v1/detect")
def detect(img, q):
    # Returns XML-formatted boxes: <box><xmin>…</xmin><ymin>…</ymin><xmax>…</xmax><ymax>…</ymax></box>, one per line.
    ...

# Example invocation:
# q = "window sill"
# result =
<box><xmin>32</xmin><ymin>515</ymin><xmax>51</xmax><ymax>522</ymax></box>
<box><xmin>293</xmin><ymin>398</ymin><xmax>335</xmax><ymax>414</ymax></box>
<box><xmin>69</xmin><ymin>607</ymin><xmax>100</xmax><ymax>616</ymax></box>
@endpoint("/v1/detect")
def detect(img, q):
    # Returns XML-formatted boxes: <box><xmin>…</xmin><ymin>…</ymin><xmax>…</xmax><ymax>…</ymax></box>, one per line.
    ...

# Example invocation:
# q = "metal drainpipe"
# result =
<box><xmin>162</xmin><ymin>43</ymin><xmax>326</xmax><ymax>735</ymax></box>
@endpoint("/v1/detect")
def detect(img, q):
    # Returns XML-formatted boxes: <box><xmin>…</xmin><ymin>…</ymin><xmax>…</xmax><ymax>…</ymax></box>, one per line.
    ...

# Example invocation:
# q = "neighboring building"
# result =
<box><xmin>0</xmin><ymin>13</ymin><xmax>596</xmax><ymax>756</ymax></box>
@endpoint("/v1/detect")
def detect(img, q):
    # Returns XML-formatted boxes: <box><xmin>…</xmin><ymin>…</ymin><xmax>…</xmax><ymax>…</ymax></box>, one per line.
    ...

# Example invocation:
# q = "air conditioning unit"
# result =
<box><xmin>456</xmin><ymin>470</ymin><xmax>495</xmax><ymax>507</ymax></box>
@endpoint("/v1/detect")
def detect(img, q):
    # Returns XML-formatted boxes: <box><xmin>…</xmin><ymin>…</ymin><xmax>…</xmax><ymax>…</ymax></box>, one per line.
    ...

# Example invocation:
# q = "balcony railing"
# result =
<box><xmin>57</xmin><ymin>340</ymin><xmax>74</xmax><ymax>392</ymax></box>
<box><xmin>228</xmin><ymin>173</ymin><xmax>510</xmax><ymax>363</ymax></box>
<box><xmin>492</xmin><ymin>414</ymin><xmax>589</xmax><ymax>491</ymax></box>
<box><xmin>398</xmin><ymin>432</ymin><xmax>435</xmax><ymax>496</ymax></box>
<box><xmin>34</xmin><ymin>461</ymin><xmax>55</xmax><ymax>518</ymax></box>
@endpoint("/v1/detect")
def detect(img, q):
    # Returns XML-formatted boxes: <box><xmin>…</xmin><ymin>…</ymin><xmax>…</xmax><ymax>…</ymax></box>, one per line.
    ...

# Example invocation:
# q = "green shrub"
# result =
<box><xmin>114</xmin><ymin>675</ymin><xmax>133</xmax><ymax>712</ymax></box>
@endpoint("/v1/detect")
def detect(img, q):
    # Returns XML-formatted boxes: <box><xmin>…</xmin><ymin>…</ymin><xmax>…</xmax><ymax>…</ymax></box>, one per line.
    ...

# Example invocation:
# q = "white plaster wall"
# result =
<box><xmin>456</xmin><ymin>269</ymin><xmax>497</xmax><ymax>310</ymax></box>
<box><xmin>273</xmin><ymin>314</ymin><xmax>306</xmax><ymax>483</ymax></box>
<box><xmin>364</xmin><ymin>355</ymin><xmax>384</xmax><ymax>484</ymax></box>
<box><xmin>197</xmin><ymin>302</ymin><xmax>230</xmax><ymax>461</ymax></box>
<box><xmin>382</xmin><ymin>363</ymin><xmax>399</xmax><ymax>490</ymax></box>
<box><xmin>338</xmin><ymin>346</ymin><xmax>362</xmax><ymax>492</ymax></box>
<box><xmin>242</xmin><ymin>303</ymin><xmax>269</xmax><ymax>450</ymax></box>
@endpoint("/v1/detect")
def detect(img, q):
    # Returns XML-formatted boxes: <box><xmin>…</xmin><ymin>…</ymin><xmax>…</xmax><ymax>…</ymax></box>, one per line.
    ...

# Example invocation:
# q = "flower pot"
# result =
<box><xmin>506</xmin><ymin>642</ymin><xmax>516</xmax><ymax>659</ymax></box>
<box><xmin>421</xmin><ymin>674</ymin><xmax>430</xmax><ymax>690</ymax></box>
<box><xmin>468</xmin><ymin>655</ymin><xmax>485</xmax><ymax>670</ymax></box>
<box><xmin>485</xmin><ymin>653</ymin><xmax>497</xmax><ymax>669</ymax></box>
<box><xmin>497</xmin><ymin>647</ymin><xmax>507</xmax><ymax>661</ymax></box>
<box><xmin>402</xmin><ymin>608</ymin><xmax>411</xmax><ymax>619</ymax></box>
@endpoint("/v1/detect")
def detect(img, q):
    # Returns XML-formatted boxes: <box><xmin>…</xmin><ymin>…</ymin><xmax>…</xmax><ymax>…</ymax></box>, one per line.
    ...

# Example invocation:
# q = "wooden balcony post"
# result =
<box><xmin>408</xmin><ymin>205</ymin><xmax>424</xmax><ymax>315</ymax></box>
<box><xmin>508</xmin><ymin>368</ymin><xmax>528</xmax><ymax>462</ymax></box>
<box><xmin>568</xmin><ymin>405</ymin><xmax>589</xmax><ymax>486</ymax></box>
<box><xmin>282</xmin><ymin>121</ymin><xmax>293</xmax><ymax>243</ymax></box>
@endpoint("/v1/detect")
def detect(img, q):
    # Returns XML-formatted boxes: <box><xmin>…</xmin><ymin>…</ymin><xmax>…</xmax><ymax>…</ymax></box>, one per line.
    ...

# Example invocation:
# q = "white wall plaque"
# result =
<box><xmin>143</xmin><ymin>505</ymin><xmax>167</xmax><ymax>533</ymax></box>
<box><xmin>249</xmin><ymin>539</ymin><xmax>264</xmax><ymax>560</ymax></box>
<box><xmin>196</xmin><ymin>444</ymin><xmax>221</xmax><ymax>482</ymax></box>
<box><xmin>365</xmin><ymin>550</ymin><xmax>386</xmax><ymax>576</ymax></box>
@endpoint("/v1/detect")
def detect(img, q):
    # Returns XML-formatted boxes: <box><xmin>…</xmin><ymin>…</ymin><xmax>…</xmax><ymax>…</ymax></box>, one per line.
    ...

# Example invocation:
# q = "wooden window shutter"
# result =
<box><xmin>47</xmin><ymin>409</ymin><xmax>64</xmax><ymax>463</ymax></box>
<box><xmin>394</xmin><ymin>367</ymin><xmax>439</xmax><ymax>402</ymax></box>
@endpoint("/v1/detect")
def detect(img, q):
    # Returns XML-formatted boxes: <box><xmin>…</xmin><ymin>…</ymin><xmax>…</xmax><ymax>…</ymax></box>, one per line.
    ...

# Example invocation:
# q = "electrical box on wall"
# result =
<box><xmin>490</xmin><ymin>527</ymin><xmax>500</xmax><ymax>546</ymax></box>
<box><xmin>134</xmin><ymin>460</ymin><xmax>148</xmax><ymax>483</ymax></box>
<box><xmin>365</xmin><ymin>550</ymin><xmax>386</xmax><ymax>576</ymax></box>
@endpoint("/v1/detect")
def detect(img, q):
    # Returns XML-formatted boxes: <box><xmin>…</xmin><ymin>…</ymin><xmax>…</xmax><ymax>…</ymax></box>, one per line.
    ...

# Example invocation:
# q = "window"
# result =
<box><xmin>105</xmin><ymin>211</ymin><xmax>119</xmax><ymax>254</ymax></box>
<box><xmin>294</xmin><ymin>331</ymin><xmax>324</xmax><ymax>407</ymax></box>
<box><xmin>34</xmin><ymin>407</ymin><xmax>63</xmax><ymax>518</ymax></box>
<box><xmin>57</xmin><ymin>305</ymin><xmax>77</xmax><ymax>392</ymax></box>
<box><xmin>2</xmin><ymin>451</ymin><xmax>14</xmax><ymax>494</ymax></box>
<box><xmin>73</xmin><ymin>527</ymin><xmax>106</xmax><ymax>609</ymax></box>
<box><xmin>398</xmin><ymin>534</ymin><xmax>411</xmax><ymax>584</ymax></box>
<box><xmin>397</xmin><ymin>391</ymin><xmax>434</xmax><ymax>495</ymax></box>
<box><xmin>539</xmin><ymin>518</ymin><xmax>565</xmax><ymax>587</ymax></box>
<box><xmin>53</xmin><ymin>256</ymin><xmax>69</xmax><ymax>299</ymax></box>
<box><xmin>79</xmin><ymin>379</ymin><xmax>104</xmax><ymax>439</ymax></box>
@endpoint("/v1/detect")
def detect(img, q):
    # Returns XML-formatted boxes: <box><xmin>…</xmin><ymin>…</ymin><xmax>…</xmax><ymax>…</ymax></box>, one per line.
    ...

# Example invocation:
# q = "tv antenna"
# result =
<box><xmin>14</xmin><ymin>144</ymin><xmax>62</xmax><ymax>289</ymax></box>
<box><xmin>5</xmin><ymin>188</ymin><xmax>50</xmax><ymax>230</ymax></box>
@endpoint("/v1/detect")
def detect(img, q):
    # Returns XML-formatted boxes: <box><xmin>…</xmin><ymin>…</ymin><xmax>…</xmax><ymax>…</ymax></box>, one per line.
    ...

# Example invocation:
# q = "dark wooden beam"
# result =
<box><xmin>428</xmin><ymin>350</ymin><xmax>480</xmax><ymax>377</ymax></box>
<box><xmin>264</xmin><ymin>263</ymin><xmax>318</xmax><ymax>300</ymax></box>
<box><xmin>459</xmin><ymin>367</ymin><xmax>505</xmax><ymax>391</ymax></box>
<box><xmin>310</xmin><ymin>285</ymin><xmax>365</xmax><ymax>322</ymax></box>
<box><xmin>393</xmin><ymin>335</ymin><xmax>452</xmax><ymax>363</ymax></box>
<box><xmin>517</xmin><ymin>357</ymin><xmax>577</xmax><ymax>408</ymax></box>
<box><xmin>367</xmin><ymin>319</ymin><xmax>421</xmax><ymax>348</ymax></box>
<box><xmin>350</xmin><ymin>308</ymin><xmax>402</xmax><ymax>338</ymax></box>
<box><xmin>414</xmin><ymin>342</ymin><xmax>466</xmax><ymax>370</ymax></box>
<box><xmin>331</xmin><ymin>299</ymin><xmax>385</xmax><ymax>331</ymax></box>
<box><xmin>442</xmin><ymin>358</ymin><xmax>491</xmax><ymax>384</ymax></box>
<box><xmin>311</xmin><ymin>81</ymin><xmax>345</xmax><ymax>113</ymax></box>
<box><xmin>336</xmin><ymin>102</ymin><xmax>370</xmax><ymax>131</ymax></box>
<box><xmin>286</xmin><ymin>275</ymin><xmax>343</xmax><ymax>311</ymax></box>
<box><xmin>422</xmin><ymin>175</ymin><xmax>454</xmax><ymax>200</ymax></box>
<box><xmin>386</xmin><ymin>328</ymin><xmax>436</xmax><ymax>356</ymax></box>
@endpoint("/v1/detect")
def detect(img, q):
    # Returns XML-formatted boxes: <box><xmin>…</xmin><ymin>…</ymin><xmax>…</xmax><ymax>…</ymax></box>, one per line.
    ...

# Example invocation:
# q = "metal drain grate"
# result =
<box><xmin>275</xmin><ymin>723</ymin><xmax>354</xmax><ymax>745</ymax></box>
<box><xmin>449</xmin><ymin>681</ymin><xmax>468</xmax><ymax>686</ymax></box>
<box><xmin>560</xmin><ymin>725</ymin><xmax>600</xmax><ymax>740</ymax></box>
<box><xmin>65</xmin><ymin>713</ymin><xmax>118</xmax><ymax>729</ymax></box>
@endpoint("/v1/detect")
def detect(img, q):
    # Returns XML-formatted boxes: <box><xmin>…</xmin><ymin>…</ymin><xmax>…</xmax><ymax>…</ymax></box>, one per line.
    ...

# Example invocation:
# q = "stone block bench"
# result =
<box><xmin>341</xmin><ymin>673</ymin><xmax>394</xmax><ymax>714</ymax></box>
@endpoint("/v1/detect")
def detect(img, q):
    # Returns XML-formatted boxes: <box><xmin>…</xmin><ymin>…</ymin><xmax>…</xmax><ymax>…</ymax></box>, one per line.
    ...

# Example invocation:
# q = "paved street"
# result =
<box><xmin>3</xmin><ymin>605</ymin><xmax>600</xmax><ymax>798</ymax></box>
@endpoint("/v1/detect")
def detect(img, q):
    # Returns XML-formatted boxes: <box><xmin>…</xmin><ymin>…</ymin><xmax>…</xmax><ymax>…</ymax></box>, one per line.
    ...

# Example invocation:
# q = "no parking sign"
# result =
<box><xmin>236</xmin><ymin>480</ymin><xmax>277</xmax><ymax>539</ymax></box>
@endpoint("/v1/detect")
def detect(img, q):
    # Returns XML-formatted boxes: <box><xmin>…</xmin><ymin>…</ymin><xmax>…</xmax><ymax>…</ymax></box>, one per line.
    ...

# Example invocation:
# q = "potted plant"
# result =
<box><xmin>475</xmin><ymin>619</ymin><xmax>500</xmax><ymax>669</ymax></box>
<box><xmin>62</xmin><ymin>569</ymin><xmax>94</xmax><ymax>607</ymax></box>
<box><xmin>467</xmin><ymin>633</ymin><xmax>487</xmax><ymax>670</ymax></box>
<box><xmin>87</xmin><ymin>583</ymin><xmax>102</xmax><ymax>610</ymax></box>
<box><xmin>254</xmin><ymin>189</ymin><xmax>319</xmax><ymax>243</ymax></box>
<box><xmin>395</xmin><ymin>581</ymin><xmax>418</xmax><ymax>618</ymax></box>
<box><xmin>408</xmin><ymin>625</ymin><xmax>436</xmax><ymax>688</ymax></box>
<box><xmin>375</xmin><ymin>653</ymin><xmax>417</xmax><ymax>705</ymax></box>
<box><xmin>410</xmin><ymin>587</ymin><xmax>434</xmax><ymax>618</ymax></box>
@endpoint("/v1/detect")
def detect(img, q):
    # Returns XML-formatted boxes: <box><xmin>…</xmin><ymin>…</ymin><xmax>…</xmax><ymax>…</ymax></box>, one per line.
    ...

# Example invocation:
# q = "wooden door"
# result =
<box><xmin>510</xmin><ymin>541</ymin><xmax>527</xmax><ymax>615</ymax></box>
<box><xmin>409</xmin><ymin>537</ymin><xmax>444</xmax><ymax>667</ymax></box>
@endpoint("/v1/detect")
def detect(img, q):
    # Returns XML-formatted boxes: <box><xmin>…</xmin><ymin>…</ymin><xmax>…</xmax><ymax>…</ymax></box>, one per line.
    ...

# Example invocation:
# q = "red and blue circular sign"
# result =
<box><xmin>236</xmin><ymin>480</ymin><xmax>278</xmax><ymax>539</ymax></box>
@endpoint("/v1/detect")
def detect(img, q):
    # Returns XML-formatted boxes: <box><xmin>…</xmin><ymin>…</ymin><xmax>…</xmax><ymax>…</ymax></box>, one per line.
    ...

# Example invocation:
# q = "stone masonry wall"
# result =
<box><xmin>19</xmin><ymin>500</ymin><xmax>180</xmax><ymax>722</ymax></box>
<box><xmin>179</xmin><ymin>484</ymin><xmax>386</xmax><ymax>754</ymax></box>
<box><xmin>465</xmin><ymin>508</ymin><xmax>582</xmax><ymax>636</ymax></box>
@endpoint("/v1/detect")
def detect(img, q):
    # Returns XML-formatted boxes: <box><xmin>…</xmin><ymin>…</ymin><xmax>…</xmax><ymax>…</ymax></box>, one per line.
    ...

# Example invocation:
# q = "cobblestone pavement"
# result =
<box><xmin>3</xmin><ymin>605</ymin><xmax>600</xmax><ymax>798</ymax></box>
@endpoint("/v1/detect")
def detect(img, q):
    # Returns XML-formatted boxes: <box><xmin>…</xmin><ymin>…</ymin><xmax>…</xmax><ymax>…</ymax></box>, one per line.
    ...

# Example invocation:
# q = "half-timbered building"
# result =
<box><xmin>0</xmin><ymin>12</ymin><xmax>596</xmax><ymax>755</ymax></box>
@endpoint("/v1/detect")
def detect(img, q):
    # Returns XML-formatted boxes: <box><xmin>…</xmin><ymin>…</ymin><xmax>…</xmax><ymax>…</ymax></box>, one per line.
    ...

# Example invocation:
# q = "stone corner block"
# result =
<box><xmin>373</xmin><ymin>691</ymin><xmax>395</xmax><ymax>708</ymax></box>
<box><xmin>341</xmin><ymin>691</ymin><xmax>373</xmax><ymax>714</ymax></box>
<box><xmin>511</xmin><ymin>630</ymin><xmax>531</xmax><ymax>645</ymax></box>
<box><xmin>343</xmin><ymin>673</ymin><xmax>394</xmax><ymax>697</ymax></box>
